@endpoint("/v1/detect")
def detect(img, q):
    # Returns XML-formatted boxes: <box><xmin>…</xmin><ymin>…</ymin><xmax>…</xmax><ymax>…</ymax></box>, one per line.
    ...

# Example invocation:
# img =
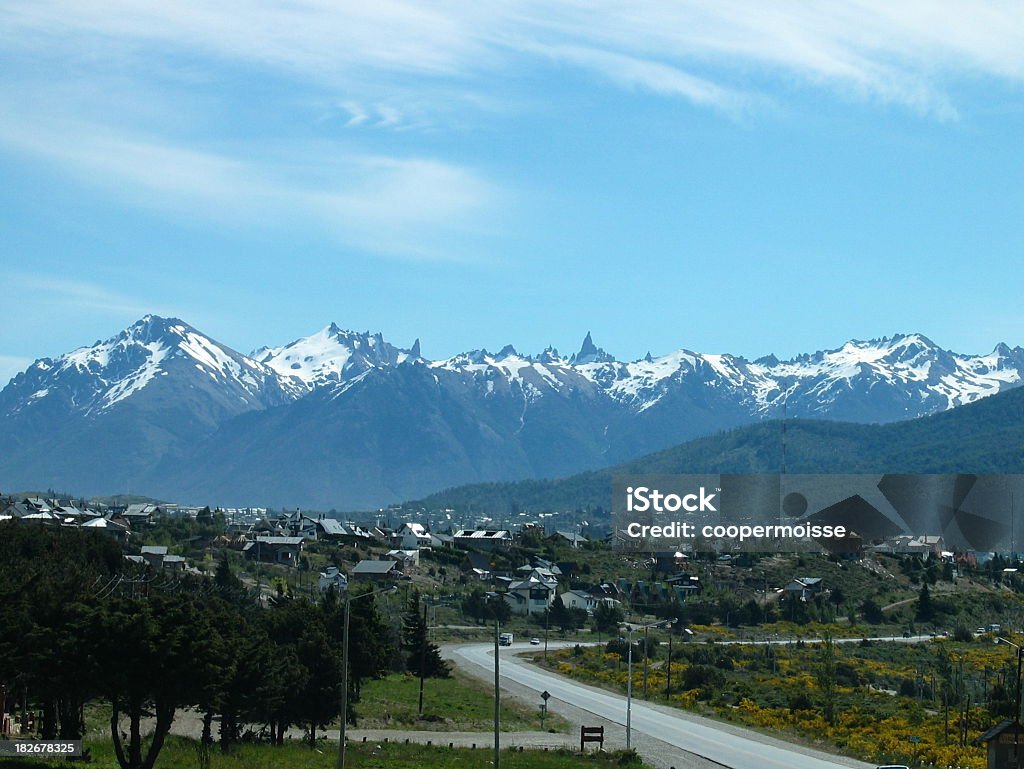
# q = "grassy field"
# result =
<box><xmin>0</xmin><ymin>737</ymin><xmax>648</xmax><ymax>769</ymax></box>
<box><xmin>355</xmin><ymin>670</ymin><xmax>570</xmax><ymax>732</ymax></box>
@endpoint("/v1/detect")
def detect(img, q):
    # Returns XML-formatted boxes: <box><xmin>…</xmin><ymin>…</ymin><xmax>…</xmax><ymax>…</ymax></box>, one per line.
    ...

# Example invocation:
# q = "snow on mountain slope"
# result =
<box><xmin>253</xmin><ymin>323</ymin><xmax>413</xmax><ymax>393</ymax></box>
<box><xmin>4</xmin><ymin>318</ymin><xmax>1024</xmax><ymax>507</ymax></box>
<box><xmin>570</xmin><ymin>333</ymin><xmax>1024</xmax><ymax>418</ymax></box>
<box><xmin>4</xmin><ymin>320</ymin><xmax>1024</xmax><ymax>429</ymax></box>
<box><xmin>1</xmin><ymin>315</ymin><xmax>293</xmax><ymax>418</ymax></box>
<box><xmin>751</xmin><ymin>333</ymin><xmax>1024</xmax><ymax>417</ymax></box>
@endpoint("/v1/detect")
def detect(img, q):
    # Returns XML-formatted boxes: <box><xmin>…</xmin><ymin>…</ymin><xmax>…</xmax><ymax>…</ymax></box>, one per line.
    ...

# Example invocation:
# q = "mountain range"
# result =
<box><xmin>3</xmin><ymin>315</ymin><xmax>1023</xmax><ymax>509</ymax></box>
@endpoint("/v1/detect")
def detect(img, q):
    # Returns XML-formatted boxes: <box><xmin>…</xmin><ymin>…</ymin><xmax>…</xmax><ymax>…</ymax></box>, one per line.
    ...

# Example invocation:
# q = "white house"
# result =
<box><xmin>394</xmin><ymin>522</ymin><xmax>432</xmax><ymax>550</ymax></box>
<box><xmin>319</xmin><ymin>566</ymin><xmax>349</xmax><ymax>592</ymax></box>
<box><xmin>560</xmin><ymin>589</ymin><xmax>596</xmax><ymax>612</ymax></box>
<box><xmin>784</xmin><ymin>577</ymin><xmax>824</xmax><ymax>602</ymax></box>
<box><xmin>504</xmin><ymin>568</ymin><xmax>559</xmax><ymax>616</ymax></box>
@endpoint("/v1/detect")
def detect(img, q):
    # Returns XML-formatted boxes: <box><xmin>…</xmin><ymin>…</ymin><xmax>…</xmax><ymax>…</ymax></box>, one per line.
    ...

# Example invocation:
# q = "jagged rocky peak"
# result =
<box><xmin>877</xmin><ymin>332</ymin><xmax>941</xmax><ymax>361</ymax></box>
<box><xmin>255</xmin><ymin>324</ymin><xmax>408</xmax><ymax>389</ymax></box>
<box><xmin>127</xmin><ymin>313</ymin><xmax>181</xmax><ymax>340</ymax></box>
<box><xmin>535</xmin><ymin>345</ymin><xmax>562</xmax><ymax>364</ymax></box>
<box><xmin>570</xmin><ymin>332</ymin><xmax>615</xmax><ymax>365</ymax></box>
<box><xmin>993</xmin><ymin>342</ymin><xmax>1014</xmax><ymax>357</ymax></box>
<box><xmin>495</xmin><ymin>344</ymin><xmax>519</xmax><ymax>360</ymax></box>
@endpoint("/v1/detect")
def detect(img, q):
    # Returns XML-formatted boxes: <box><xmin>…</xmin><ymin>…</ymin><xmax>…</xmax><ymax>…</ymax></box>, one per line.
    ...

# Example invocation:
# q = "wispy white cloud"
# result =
<box><xmin>1</xmin><ymin>0</ymin><xmax>1021</xmax><ymax>266</ymax></box>
<box><xmin>3</xmin><ymin>1</ymin><xmax>1022</xmax><ymax>118</ymax></box>
<box><xmin>0</xmin><ymin>116</ymin><xmax>499</xmax><ymax>261</ymax></box>
<box><xmin>337</xmin><ymin>102</ymin><xmax>411</xmax><ymax>129</ymax></box>
<box><xmin>527</xmin><ymin>43</ymin><xmax>759</xmax><ymax>114</ymax></box>
<box><xmin>6</xmin><ymin>274</ymin><xmax>155</xmax><ymax>317</ymax></box>
<box><xmin>340</xmin><ymin>101</ymin><xmax>370</xmax><ymax>127</ymax></box>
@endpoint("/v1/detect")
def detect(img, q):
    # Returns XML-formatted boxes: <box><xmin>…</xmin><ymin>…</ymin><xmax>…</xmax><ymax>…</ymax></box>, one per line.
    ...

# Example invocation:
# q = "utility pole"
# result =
<box><xmin>494</xmin><ymin>619</ymin><xmax>500</xmax><ymax>769</ymax></box>
<box><xmin>544</xmin><ymin>608</ymin><xmax>549</xmax><ymax>663</ymax></box>
<box><xmin>418</xmin><ymin>600</ymin><xmax>427</xmax><ymax>717</ymax></box>
<box><xmin>339</xmin><ymin>586</ymin><xmax>395</xmax><ymax>769</ymax></box>
<box><xmin>665</xmin><ymin>630</ymin><xmax>673</xmax><ymax>699</ymax></box>
<box><xmin>626</xmin><ymin>628</ymin><xmax>633</xmax><ymax>750</ymax></box>
<box><xmin>997</xmin><ymin>637</ymin><xmax>1024</xmax><ymax>763</ymax></box>
<box><xmin>763</xmin><ymin>572</ymin><xmax>769</xmax><ymax>624</ymax></box>
<box><xmin>642</xmin><ymin>625</ymin><xmax>649</xmax><ymax>699</ymax></box>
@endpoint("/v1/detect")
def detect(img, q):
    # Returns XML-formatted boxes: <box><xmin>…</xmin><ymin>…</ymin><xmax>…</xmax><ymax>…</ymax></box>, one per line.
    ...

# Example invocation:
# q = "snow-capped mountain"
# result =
<box><xmin>1</xmin><ymin>315</ymin><xmax>294</xmax><ymax>420</ymax></box>
<box><xmin>252</xmin><ymin>323</ymin><xmax>418</xmax><ymax>394</ymax></box>
<box><xmin>2</xmin><ymin>317</ymin><xmax>1023</xmax><ymax>508</ymax></box>
<box><xmin>433</xmin><ymin>331</ymin><xmax>1024</xmax><ymax>423</ymax></box>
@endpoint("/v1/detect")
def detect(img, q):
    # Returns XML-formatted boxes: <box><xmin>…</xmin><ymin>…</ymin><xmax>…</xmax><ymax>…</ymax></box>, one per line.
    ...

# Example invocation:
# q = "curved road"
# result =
<box><xmin>452</xmin><ymin>641</ymin><xmax>875</xmax><ymax>769</ymax></box>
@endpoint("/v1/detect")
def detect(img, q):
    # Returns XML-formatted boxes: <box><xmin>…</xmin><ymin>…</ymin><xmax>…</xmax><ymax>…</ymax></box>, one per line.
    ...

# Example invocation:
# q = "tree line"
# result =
<box><xmin>0</xmin><ymin>523</ymin><xmax>445</xmax><ymax>769</ymax></box>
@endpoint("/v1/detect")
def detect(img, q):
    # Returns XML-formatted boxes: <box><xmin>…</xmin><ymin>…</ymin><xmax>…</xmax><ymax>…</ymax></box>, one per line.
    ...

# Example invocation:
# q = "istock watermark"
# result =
<box><xmin>612</xmin><ymin>473</ymin><xmax>1024</xmax><ymax>553</ymax></box>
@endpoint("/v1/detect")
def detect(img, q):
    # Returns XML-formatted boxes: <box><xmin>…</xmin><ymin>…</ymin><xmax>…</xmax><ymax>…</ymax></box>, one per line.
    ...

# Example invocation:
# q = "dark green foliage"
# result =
<box><xmin>592</xmin><ymin>601</ymin><xmax>625</xmax><ymax>635</ymax></box>
<box><xmin>460</xmin><ymin>587</ymin><xmax>511</xmax><ymax>624</ymax></box>
<box><xmin>0</xmin><ymin>523</ymin><xmax>396</xmax><ymax>764</ymax></box>
<box><xmin>861</xmin><ymin>597</ymin><xmax>885</xmax><ymax>624</ymax></box>
<box><xmin>88</xmin><ymin>593</ymin><xmax>224</xmax><ymax>769</ymax></box>
<box><xmin>952</xmin><ymin>625</ymin><xmax>975</xmax><ymax>642</ymax></box>
<box><xmin>0</xmin><ymin>522</ymin><xmax>122</xmax><ymax>740</ymax></box>
<box><xmin>410</xmin><ymin>384</ymin><xmax>1024</xmax><ymax>513</ymax></box>
<box><xmin>817</xmin><ymin>635</ymin><xmax>839</xmax><ymax>726</ymax></box>
<box><xmin>681</xmin><ymin>665</ymin><xmax>725</xmax><ymax>699</ymax></box>
<box><xmin>789</xmin><ymin>692</ymin><xmax>814</xmax><ymax>711</ymax></box>
<box><xmin>547</xmin><ymin>595</ymin><xmax>586</xmax><ymax>632</ymax></box>
<box><xmin>916</xmin><ymin>582</ymin><xmax>936</xmax><ymax>622</ymax></box>
<box><xmin>402</xmin><ymin>592</ymin><xmax>450</xmax><ymax>678</ymax></box>
<box><xmin>605</xmin><ymin>638</ymin><xmax>631</xmax><ymax>660</ymax></box>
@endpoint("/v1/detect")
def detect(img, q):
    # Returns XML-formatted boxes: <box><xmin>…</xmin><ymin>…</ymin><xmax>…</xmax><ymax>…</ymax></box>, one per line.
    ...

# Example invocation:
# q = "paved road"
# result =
<box><xmin>451</xmin><ymin>642</ymin><xmax>875</xmax><ymax>769</ymax></box>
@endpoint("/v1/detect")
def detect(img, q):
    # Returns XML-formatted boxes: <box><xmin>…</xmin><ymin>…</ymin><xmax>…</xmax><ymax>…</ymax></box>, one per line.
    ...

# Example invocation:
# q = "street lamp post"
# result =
<box><xmin>339</xmin><ymin>584</ymin><xmax>396</xmax><ymax>769</ymax></box>
<box><xmin>623</xmin><ymin>618</ymin><xmax>674</xmax><ymax>750</ymax></box>
<box><xmin>997</xmin><ymin>637</ymin><xmax>1023</xmax><ymax>763</ymax></box>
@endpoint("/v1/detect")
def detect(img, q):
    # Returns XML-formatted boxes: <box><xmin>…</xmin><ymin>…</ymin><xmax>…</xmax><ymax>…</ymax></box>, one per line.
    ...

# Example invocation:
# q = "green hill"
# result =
<box><xmin>407</xmin><ymin>384</ymin><xmax>1024</xmax><ymax>513</ymax></box>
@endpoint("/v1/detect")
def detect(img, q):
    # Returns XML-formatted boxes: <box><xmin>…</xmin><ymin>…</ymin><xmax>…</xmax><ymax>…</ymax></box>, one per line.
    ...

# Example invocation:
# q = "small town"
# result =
<box><xmin>4</xmin><ymin>490</ymin><xmax>1024</xmax><ymax>769</ymax></box>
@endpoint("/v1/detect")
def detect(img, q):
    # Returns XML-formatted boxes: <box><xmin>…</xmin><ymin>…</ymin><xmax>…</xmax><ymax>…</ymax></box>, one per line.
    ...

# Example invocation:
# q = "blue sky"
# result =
<box><xmin>2</xmin><ymin>1</ymin><xmax>1023</xmax><ymax>384</ymax></box>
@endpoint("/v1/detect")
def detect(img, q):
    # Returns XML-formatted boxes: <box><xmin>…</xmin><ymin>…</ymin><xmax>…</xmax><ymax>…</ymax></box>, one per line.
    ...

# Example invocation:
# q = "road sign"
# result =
<box><xmin>909</xmin><ymin>735</ymin><xmax>921</xmax><ymax>743</ymax></box>
<box><xmin>541</xmin><ymin>690</ymin><xmax>551</xmax><ymax>701</ymax></box>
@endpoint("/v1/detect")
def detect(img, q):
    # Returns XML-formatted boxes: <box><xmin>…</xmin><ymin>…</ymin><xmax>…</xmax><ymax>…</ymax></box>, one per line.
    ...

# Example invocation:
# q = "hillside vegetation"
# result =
<box><xmin>409</xmin><ymin>384</ymin><xmax>1024</xmax><ymax>513</ymax></box>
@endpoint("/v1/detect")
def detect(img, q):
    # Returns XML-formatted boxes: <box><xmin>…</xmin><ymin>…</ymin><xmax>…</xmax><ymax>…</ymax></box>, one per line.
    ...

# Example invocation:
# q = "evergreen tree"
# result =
<box><xmin>402</xmin><ymin>592</ymin><xmax>450</xmax><ymax>678</ymax></box>
<box><xmin>548</xmin><ymin>594</ymin><xmax>571</xmax><ymax>631</ymax></box>
<box><xmin>861</xmin><ymin>597</ymin><xmax>884</xmax><ymax>624</ymax></box>
<box><xmin>816</xmin><ymin>633</ymin><xmax>838</xmax><ymax>726</ymax></box>
<box><xmin>916</xmin><ymin>582</ymin><xmax>936</xmax><ymax>622</ymax></box>
<box><xmin>592</xmin><ymin>601</ymin><xmax>624</xmax><ymax>635</ymax></box>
